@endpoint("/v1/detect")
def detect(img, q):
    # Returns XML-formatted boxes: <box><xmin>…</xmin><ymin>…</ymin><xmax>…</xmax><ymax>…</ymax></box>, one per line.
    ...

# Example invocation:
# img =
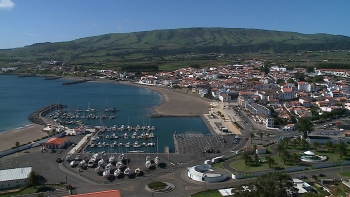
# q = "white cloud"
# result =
<box><xmin>0</xmin><ymin>0</ymin><xmax>15</xmax><ymax>10</ymax></box>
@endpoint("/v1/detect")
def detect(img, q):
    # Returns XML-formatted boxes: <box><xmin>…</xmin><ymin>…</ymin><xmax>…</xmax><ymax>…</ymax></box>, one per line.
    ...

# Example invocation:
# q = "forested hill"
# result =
<box><xmin>1</xmin><ymin>28</ymin><xmax>350</xmax><ymax>64</ymax></box>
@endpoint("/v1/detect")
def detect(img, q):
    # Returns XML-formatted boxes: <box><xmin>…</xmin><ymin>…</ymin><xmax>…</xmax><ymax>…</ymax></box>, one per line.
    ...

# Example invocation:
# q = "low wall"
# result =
<box><xmin>232</xmin><ymin>173</ymin><xmax>244</xmax><ymax>179</ymax></box>
<box><xmin>284</xmin><ymin>166</ymin><xmax>305</xmax><ymax>172</ymax></box>
<box><xmin>253</xmin><ymin>170</ymin><xmax>274</xmax><ymax>177</ymax></box>
<box><xmin>0</xmin><ymin>132</ymin><xmax>64</xmax><ymax>157</ymax></box>
<box><xmin>313</xmin><ymin>162</ymin><xmax>334</xmax><ymax>169</ymax></box>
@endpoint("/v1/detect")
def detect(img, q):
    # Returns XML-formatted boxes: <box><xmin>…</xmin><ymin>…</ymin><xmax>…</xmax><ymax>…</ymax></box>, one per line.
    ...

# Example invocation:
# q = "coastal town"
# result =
<box><xmin>2</xmin><ymin>58</ymin><xmax>350</xmax><ymax>197</ymax></box>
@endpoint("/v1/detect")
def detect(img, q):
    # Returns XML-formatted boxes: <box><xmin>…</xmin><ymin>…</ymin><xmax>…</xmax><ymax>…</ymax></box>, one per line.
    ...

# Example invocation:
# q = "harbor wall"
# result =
<box><xmin>28</xmin><ymin>104</ymin><xmax>65</xmax><ymax>125</ymax></box>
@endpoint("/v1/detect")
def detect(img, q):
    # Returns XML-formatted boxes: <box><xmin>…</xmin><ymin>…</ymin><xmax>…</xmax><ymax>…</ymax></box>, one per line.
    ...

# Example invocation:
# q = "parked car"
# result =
<box><xmin>319</xmin><ymin>173</ymin><xmax>325</xmax><ymax>177</ymax></box>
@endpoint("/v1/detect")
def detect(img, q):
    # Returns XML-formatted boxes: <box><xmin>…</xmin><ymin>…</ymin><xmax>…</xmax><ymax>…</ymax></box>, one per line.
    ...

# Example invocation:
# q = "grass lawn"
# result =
<box><xmin>0</xmin><ymin>187</ymin><xmax>37</xmax><ymax>197</ymax></box>
<box><xmin>191</xmin><ymin>189</ymin><xmax>222</xmax><ymax>197</ymax></box>
<box><xmin>230</xmin><ymin>155</ymin><xmax>300</xmax><ymax>172</ymax></box>
<box><xmin>339</xmin><ymin>171</ymin><xmax>350</xmax><ymax>178</ymax></box>
<box><xmin>212</xmin><ymin>162</ymin><xmax>224</xmax><ymax>169</ymax></box>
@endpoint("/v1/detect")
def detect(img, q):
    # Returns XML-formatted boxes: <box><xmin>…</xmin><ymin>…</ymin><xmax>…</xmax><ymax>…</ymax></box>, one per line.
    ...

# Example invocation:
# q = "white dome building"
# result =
<box><xmin>187</xmin><ymin>164</ymin><xmax>227</xmax><ymax>183</ymax></box>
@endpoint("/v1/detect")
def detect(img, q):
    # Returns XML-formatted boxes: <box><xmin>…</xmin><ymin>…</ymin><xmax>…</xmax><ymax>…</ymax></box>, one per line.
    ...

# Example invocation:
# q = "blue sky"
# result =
<box><xmin>1</xmin><ymin>0</ymin><xmax>349</xmax><ymax>49</ymax></box>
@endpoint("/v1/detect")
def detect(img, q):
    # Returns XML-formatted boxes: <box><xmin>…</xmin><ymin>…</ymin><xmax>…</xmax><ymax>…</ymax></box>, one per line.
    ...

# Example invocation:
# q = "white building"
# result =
<box><xmin>187</xmin><ymin>164</ymin><xmax>227</xmax><ymax>183</ymax></box>
<box><xmin>0</xmin><ymin>167</ymin><xmax>32</xmax><ymax>189</ymax></box>
<box><xmin>219</xmin><ymin>94</ymin><xmax>231</xmax><ymax>102</ymax></box>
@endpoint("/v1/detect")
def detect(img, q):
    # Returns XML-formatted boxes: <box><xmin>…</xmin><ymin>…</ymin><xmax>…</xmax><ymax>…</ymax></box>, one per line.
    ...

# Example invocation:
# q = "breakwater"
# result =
<box><xmin>62</xmin><ymin>79</ymin><xmax>89</xmax><ymax>85</ymax></box>
<box><xmin>28</xmin><ymin>104</ymin><xmax>66</xmax><ymax>125</ymax></box>
<box><xmin>18</xmin><ymin>74</ymin><xmax>37</xmax><ymax>78</ymax></box>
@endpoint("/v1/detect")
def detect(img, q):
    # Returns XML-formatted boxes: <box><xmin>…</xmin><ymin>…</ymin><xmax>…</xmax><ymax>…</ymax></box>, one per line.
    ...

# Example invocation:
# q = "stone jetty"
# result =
<box><xmin>28</xmin><ymin>104</ymin><xmax>66</xmax><ymax>125</ymax></box>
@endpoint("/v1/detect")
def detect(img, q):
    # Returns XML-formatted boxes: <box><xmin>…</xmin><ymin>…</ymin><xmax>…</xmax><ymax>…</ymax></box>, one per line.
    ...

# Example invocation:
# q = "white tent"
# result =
<box><xmin>304</xmin><ymin>151</ymin><xmax>315</xmax><ymax>155</ymax></box>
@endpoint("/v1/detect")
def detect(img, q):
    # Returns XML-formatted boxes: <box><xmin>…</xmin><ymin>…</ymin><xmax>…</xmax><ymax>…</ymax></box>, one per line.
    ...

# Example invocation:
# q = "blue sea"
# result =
<box><xmin>0</xmin><ymin>75</ymin><xmax>210</xmax><ymax>152</ymax></box>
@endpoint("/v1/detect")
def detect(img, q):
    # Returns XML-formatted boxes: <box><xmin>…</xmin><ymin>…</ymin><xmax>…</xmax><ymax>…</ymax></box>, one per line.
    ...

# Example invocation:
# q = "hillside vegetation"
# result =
<box><xmin>1</xmin><ymin>28</ymin><xmax>350</xmax><ymax>70</ymax></box>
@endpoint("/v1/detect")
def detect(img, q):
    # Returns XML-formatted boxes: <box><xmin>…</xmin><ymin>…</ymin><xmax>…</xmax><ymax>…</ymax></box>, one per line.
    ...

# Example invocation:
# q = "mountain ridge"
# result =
<box><xmin>1</xmin><ymin>27</ymin><xmax>350</xmax><ymax>65</ymax></box>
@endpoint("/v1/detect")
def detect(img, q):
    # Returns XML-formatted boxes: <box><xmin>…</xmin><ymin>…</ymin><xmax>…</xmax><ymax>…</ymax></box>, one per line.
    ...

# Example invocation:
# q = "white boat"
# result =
<box><xmin>135</xmin><ymin>168</ymin><xmax>141</xmax><ymax>175</ymax></box>
<box><xmin>154</xmin><ymin>157</ymin><xmax>160</xmax><ymax>165</ymax></box>
<box><xmin>105</xmin><ymin>135</ymin><xmax>109</xmax><ymax>139</ymax></box>
<box><xmin>146</xmin><ymin>156</ymin><xmax>151</xmax><ymax>161</ymax></box>
<box><xmin>149</xmin><ymin>133</ymin><xmax>154</xmax><ymax>138</ymax></box>
<box><xmin>103</xmin><ymin>170</ymin><xmax>110</xmax><ymax>177</ymax></box>
<box><xmin>116</xmin><ymin>161</ymin><xmax>123</xmax><ymax>168</ymax></box>
<box><xmin>125</xmin><ymin>142</ymin><xmax>130</xmax><ymax>148</ymax></box>
<box><xmin>98</xmin><ymin>159</ymin><xmax>105</xmax><ymax>166</ymax></box>
<box><xmin>109</xmin><ymin>155</ymin><xmax>115</xmax><ymax>163</ymax></box>
<box><xmin>88</xmin><ymin>158</ymin><xmax>95</xmax><ymax>167</ymax></box>
<box><xmin>124</xmin><ymin>167</ymin><xmax>130</xmax><ymax>175</ymax></box>
<box><xmin>70</xmin><ymin>161</ymin><xmax>75</xmax><ymax>167</ymax></box>
<box><xmin>110</xmin><ymin>144</ymin><xmax>114</xmax><ymax>148</ymax></box>
<box><xmin>79</xmin><ymin>160</ymin><xmax>85</xmax><ymax>167</ymax></box>
<box><xmin>133</xmin><ymin>141</ymin><xmax>140</xmax><ymax>148</ymax></box>
<box><xmin>114</xmin><ymin>168</ymin><xmax>121</xmax><ymax>176</ymax></box>
<box><xmin>118</xmin><ymin>142</ymin><xmax>123</xmax><ymax>146</ymax></box>
<box><xmin>151</xmin><ymin>126</ymin><xmax>155</xmax><ymax>130</ymax></box>
<box><xmin>147</xmin><ymin>142</ymin><xmax>155</xmax><ymax>146</ymax></box>
<box><xmin>105</xmin><ymin>163</ymin><xmax>112</xmax><ymax>171</ymax></box>
<box><xmin>90</xmin><ymin>144</ymin><xmax>95</xmax><ymax>148</ymax></box>
<box><xmin>123</xmin><ymin>133</ymin><xmax>128</xmax><ymax>139</ymax></box>
<box><xmin>145</xmin><ymin>161</ymin><xmax>151</xmax><ymax>168</ymax></box>
<box><xmin>118</xmin><ymin>153</ymin><xmax>124</xmax><ymax>161</ymax></box>
<box><xmin>95</xmin><ymin>165</ymin><xmax>102</xmax><ymax>172</ymax></box>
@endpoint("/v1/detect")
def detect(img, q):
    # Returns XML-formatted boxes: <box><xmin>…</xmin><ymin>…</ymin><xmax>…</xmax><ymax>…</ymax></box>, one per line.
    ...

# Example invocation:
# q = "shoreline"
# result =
<box><xmin>0</xmin><ymin>77</ymin><xmax>213</xmax><ymax>152</ymax></box>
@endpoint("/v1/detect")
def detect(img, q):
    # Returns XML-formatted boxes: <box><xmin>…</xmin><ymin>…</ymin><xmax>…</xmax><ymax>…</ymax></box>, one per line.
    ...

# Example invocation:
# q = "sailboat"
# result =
<box><xmin>114</xmin><ymin>168</ymin><xmax>121</xmax><ymax>177</ymax></box>
<box><xmin>145</xmin><ymin>155</ymin><xmax>151</xmax><ymax>168</ymax></box>
<box><xmin>154</xmin><ymin>137</ymin><xmax>160</xmax><ymax>165</ymax></box>
<box><xmin>124</xmin><ymin>152</ymin><xmax>130</xmax><ymax>175</ymax></box>
<box><xmin>135</xmin><ymin>150</ymin><xmax>141</xmax><ymax>175</ymax></box>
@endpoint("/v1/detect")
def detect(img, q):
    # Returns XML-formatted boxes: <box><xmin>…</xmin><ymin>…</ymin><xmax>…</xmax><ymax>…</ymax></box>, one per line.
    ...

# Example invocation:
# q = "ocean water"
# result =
<box><xmin>0</xmin><ymin>75</ymin><xmax>209</xmax><ymax>152</ymax></box>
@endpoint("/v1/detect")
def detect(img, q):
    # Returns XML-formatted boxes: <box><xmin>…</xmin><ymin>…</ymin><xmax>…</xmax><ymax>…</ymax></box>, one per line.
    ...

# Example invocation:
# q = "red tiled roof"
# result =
<box><xmin>45</xmin><ymin>137</ymin><xmax>68</xmax><ymax>146</ymax></box>
<box><xmin>66</xmin><ymin>190</ymin><xmax>121</xmax><ymax>197</ymax></box>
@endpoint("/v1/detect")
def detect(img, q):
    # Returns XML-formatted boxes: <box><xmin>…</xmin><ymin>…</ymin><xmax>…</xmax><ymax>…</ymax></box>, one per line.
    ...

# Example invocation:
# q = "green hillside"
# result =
<box><xmin>1</xmin><ymin>27</ymin><xmax>350</xmax><ymax>69</ymax></box>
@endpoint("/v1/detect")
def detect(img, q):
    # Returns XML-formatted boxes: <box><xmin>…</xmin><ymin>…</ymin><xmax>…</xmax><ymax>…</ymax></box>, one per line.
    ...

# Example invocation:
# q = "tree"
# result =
<box><xmin>241</xmin><ymin>151</ymin><xmax>251</xmax><ymax>165</ymax></box>
<box><xmin>287</xmin><ymin>78</ymin><xmax>295</xmax><ymax>84</ymax></box>
<box><xmin>232</xmin><ymin>172</ymin><xmax>294</xmax><ymax>197</ymax></box>
<box><xmin>300</xmin><ymin>138</ymin><xmax>309</xmax><ymax>150</ymax></box>
<box><xmin>282</xmin><ymin>137</ymin><xmax>290</xmax><ymax>147</ymax></box>
<box><xmin>325</xmin><ymin>141</ymin><xmax>334</xmax><ymax>152</ymax></box>
<box><xmin>258</xmin><ymin>132</ymin><xmax>264</xmax><ymax>141</ymax></box>
<box><xmin>15</xmin><ymin>141</ymin><xmax>20</xmax><ymax>152</ymax></box>
<box><xmin>291</xmin><ymin>153</ymin><xmax>300</xmax><ymax>165</ymax></box>
<box><xmin>266</xmin><ymin>156</ymin><xmax>275</xmax><ymax>168</ymax></box>
<box><xmin>281</xmin><ymin>150</ymin><xmax>290</xmax><ymax>164</ymax></box>
<box><xmin>295</xmin><ymin>117</ymin><xmax>314</xmax><ymax>139</ymax></box>
<box><xmin>253</xmin><ymin>153</ymin><xmax>259</xmax><ymax>164</ymax></box>
<box><xmin>335</xmin><ymin>141</ymin><xmax>347</xmax><ymax>159</ymax></box>
<box><xmin>250</xmin><ymin>133</ymin><xmax>255</xmax><ymax>144</ymax></box>
<box><xmin>27</xmin><ymin>171</ymin><xmax>40</xmax><ymax>188</ymax></box>
<box><xmin>312</xmin><ymin>142</ymin><xmax>321</xmax><ymax>151</ymax></box>
<box><xmin>291</xmin><ymin>139</ymin><xmax>298</xmax><ymax>149</ymax></box>
<box><xmin>276</xmin><ymin>143</ymin><xmax>285</xmax><ymax>156</ymax></box>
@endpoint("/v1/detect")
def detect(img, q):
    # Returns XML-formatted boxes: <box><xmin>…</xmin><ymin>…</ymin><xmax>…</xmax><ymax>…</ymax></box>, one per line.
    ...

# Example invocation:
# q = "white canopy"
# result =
<box><xmin>304</xmin><ymin>151</ymin><xmax>315</xmax><ymax>155</ymax></box>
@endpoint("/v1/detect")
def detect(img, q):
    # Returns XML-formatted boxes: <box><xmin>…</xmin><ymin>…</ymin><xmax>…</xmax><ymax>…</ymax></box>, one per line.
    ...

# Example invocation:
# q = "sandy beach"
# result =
<box><xmin>0</xmin><ymin>124</ymin><xmax>47</xmax><ymax>152</ymax></box>
<box><xmin>0</xmin><ymin>80</ymin><xmax>212</xmax><ymax>152</ymax></box>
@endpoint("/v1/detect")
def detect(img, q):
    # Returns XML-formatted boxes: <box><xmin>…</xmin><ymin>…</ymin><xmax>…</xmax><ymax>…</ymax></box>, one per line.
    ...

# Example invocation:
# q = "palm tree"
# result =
<box><xmin>291</xmin><ymin>153</ymin><xmax>300</xmax><ymax>165</ymax></box>
<box><xmin>241</xmin><ymin>151</ymin><xmax>251</xmax><ymax>165</ymax></box>
<box><xmin>312</xmin><ymin>142</ymin><xmax>321</xmax><ymax>151</ymax></box>
<box><xmin>283</xmin><ymin>137</ymin><xmax>290</xmax><ymax>147</ymax></box>
<box><xmin>291</xmin><ymin>139</ymin><xmax>298</xmax><ymax>149</ymax></box>
<box><xmin>15</xmin><ymin>141</ymin><xmax>20</xmax><ymax>152</ymax></box>
<box><xmin>250</xmin><ymin>133</ymin><xmax>255</xmax><ymax>144</ymax></box>
<box><xmin>300</xmin><ymin>138</ymin><xmax>309</xmax><ymax>150</ymax></box>
<box><xmin>281</xmin><ymin>150</ymin><xmax>290</xmax><ymax>164</ymax></box>
<box><xmin>253</xmin><ymin>153</ymin><xmax>259</xmax><ymax>164</ymax></box>
<box><xmin>325</xmin><ymin>141</ymin><xmax>334</xmax><ymax>153</ymax></box>
<box><xmin>276</xmin><ymin>143</ymin><xmax>285</xmax><ymax>156</ymax></box>
<box><xmin>258</xmin><ymin>132</ymin><xmax>264</xmax><ymax>141</ymax></box>
<box><xmin>27</xmin><ymin>171</ymin><xmax>40</xmax><ymax>188</ymax></box>
<box><xmin>266</xmin><ymin>156</ymin><xmax>275</xmax><ymax>168</ymax></box>
<box><xmin>335</xmin><ymin>141</ymin><xmax>347</xmax><ymax>159</ymax></box>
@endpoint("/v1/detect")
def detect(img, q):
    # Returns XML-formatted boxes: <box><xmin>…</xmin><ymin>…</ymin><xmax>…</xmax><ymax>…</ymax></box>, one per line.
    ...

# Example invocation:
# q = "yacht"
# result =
<box><xmin>154</xmin><ymin>157</ymin><xmax>160</xmax><ymax>165</ymax></box>
<box><xmin>105</xmin><ymin>135</ymin><xmax>109</xmax><ymax>139</ymax></box>
<box><xmin>123</xmin><ymin>133</ymin><xmax>128</xmax><ymax>139</ymax></box>
<box><xmin>98</xmin><ymin>159</ymin><xmax>105</xmax><ymax>166</ymax></box>
<box><xmin>70</xmin><ymin>161</ymin><xmax>75</xmax><ymax>167</ymax></box>
<box><xmin>125</xmin><ymin>142</ymin><xmax>130</xmax><ymax>148</ymax></box>
<box><xmin>145</xmin><ymin>161</ymin><xmax>151</xmax><ymax>168</ymax></box>
<box><xmin>103</xmin><ymin>169</ymin><xmax>110</xmax><ymax>177</ymax></box>
<box><xmin>124</xmin><ymin>167</ymin><xmax>130</xmax><ymax>175</ymax></box>
<box><xmin>135</xmin><ymin>168</ymin><xmax>141</xmax><ymax>175</ymax></box>
<box><xmin>116</xmin><ymin>161</ymin><xmax>123</xmax><ymax>169</ymax></box>
<box><xmin>114</xmin><ymin>168</ymin><xmax>121</xmax><ymax>176</ymax></box>
<box><xmin>109</xmin><ymin>155</ymin><xmax>115</xmax><ymax>163</ymax></box>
